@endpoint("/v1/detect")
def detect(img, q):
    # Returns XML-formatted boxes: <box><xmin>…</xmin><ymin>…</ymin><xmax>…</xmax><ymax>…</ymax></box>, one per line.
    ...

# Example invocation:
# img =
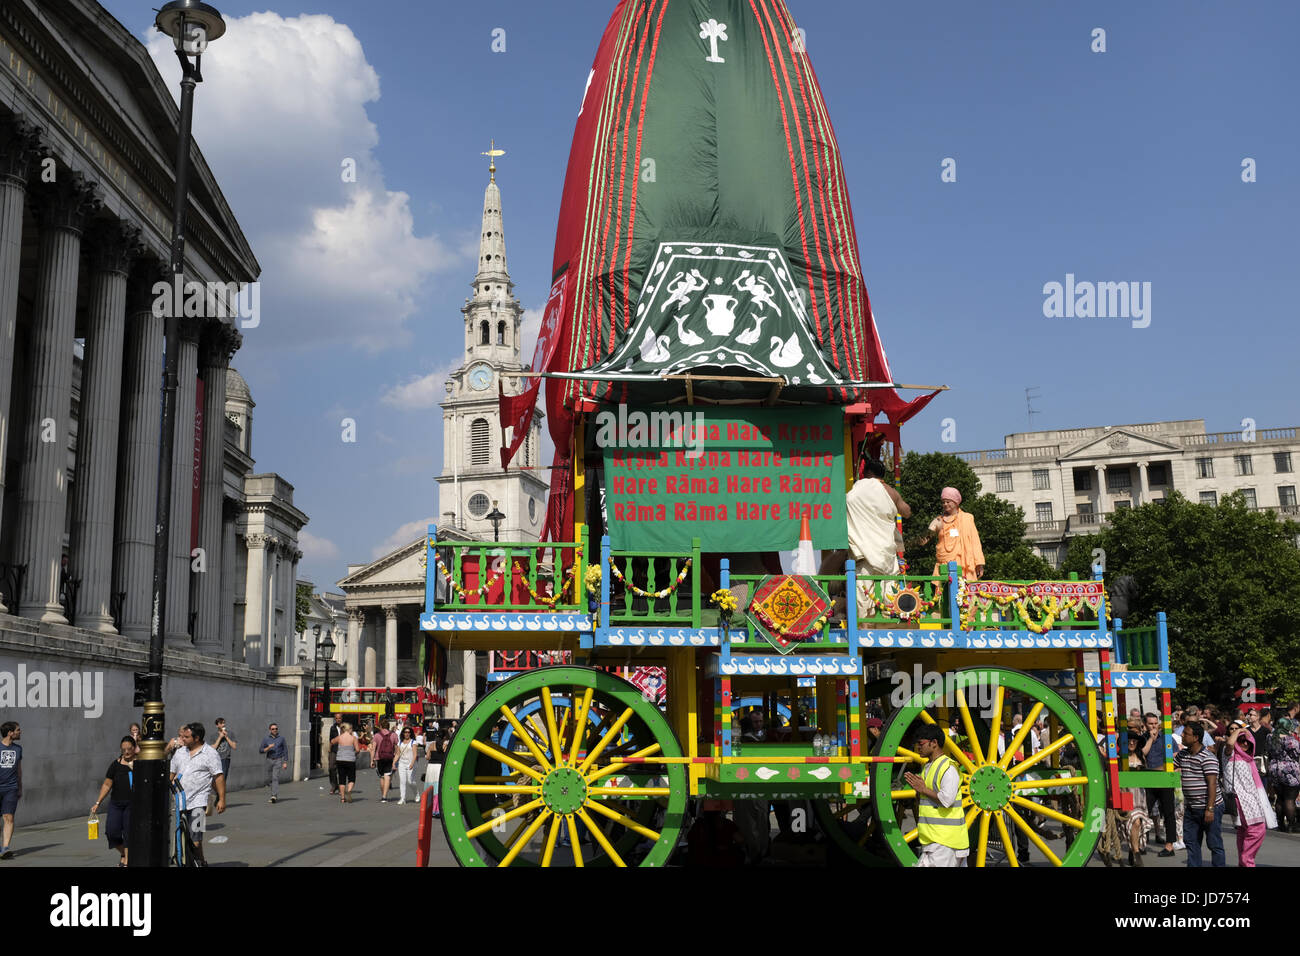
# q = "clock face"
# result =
<box><xmin>468</xmin><ymin>364</ymin><xmax>493</xmax><ymax>391</ymax></box>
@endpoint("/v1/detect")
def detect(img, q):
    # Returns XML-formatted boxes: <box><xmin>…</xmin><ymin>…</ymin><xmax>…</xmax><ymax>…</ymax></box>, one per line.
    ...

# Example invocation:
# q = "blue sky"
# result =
<box><xmin>100</xmin><ymin>0</ymin><xmax>1299</xmax><ymax>589</ymax></box>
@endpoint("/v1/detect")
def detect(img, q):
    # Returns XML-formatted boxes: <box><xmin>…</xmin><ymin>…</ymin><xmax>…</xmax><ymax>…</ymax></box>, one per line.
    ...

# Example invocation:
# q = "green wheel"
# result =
<box><xmin>872</xmin><ymin>666</ymin><xmax>1104</xmax><ymax>867</ymax></box>
<box><xmin>440</xmin><ymin>666</ymin><xmax>687</xmax><ymax>867</ymax></box>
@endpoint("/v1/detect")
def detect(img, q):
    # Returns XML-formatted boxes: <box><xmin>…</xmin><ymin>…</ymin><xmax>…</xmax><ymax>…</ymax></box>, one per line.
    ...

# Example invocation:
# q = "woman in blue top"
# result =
<box><xmin>91</xmin><ymin>737</ymin><xmax>137</xmax><ymax>866</ymax></box>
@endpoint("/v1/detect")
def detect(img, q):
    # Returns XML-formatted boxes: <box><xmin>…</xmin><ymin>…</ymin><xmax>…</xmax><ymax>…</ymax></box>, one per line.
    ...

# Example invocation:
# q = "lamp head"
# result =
<box><xmin>155</xmin><ymin>1</ymin><xmax>226</xmax><ymax>55</ymax></box>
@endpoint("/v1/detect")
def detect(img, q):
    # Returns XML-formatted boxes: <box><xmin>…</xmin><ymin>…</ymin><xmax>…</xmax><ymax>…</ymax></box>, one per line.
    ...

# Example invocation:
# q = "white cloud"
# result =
<box><xmin>371</xmin><ymin>516</ymin><xmax>437</xmax><ymax>560</ymax></box>
<box><xmin>299</xmin><ymin>529</ymin><xmax>341</xmax><ymax>562</ymax></box>
<box><xmin>145</xmin><ymin>13</ymin><xmax>462</xmax><ymax>354</ymax></box>
<box><xmin>381</xmin><ymin>368</ymin><xmax>448</xmax><ymax>410</ymax></box>
<box><xmin>519</xmin><ymin>305</ymin><xmax>544</xmax><ymax>366</ymax></box>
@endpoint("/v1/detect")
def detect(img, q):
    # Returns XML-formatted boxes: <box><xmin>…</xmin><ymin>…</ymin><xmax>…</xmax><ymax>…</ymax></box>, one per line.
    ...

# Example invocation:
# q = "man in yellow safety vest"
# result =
<box><xmin>904</xmin><ymin>725</ymin><xmax>970</xmax><ymax>866</ymax></box>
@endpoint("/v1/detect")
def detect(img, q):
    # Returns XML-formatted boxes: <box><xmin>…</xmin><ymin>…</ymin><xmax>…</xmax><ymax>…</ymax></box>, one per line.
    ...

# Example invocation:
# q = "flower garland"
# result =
<box><xmin>606</xmin><ymin>557</ymin><xmax>692</xmax><ymax>599</ymax></box>
<box><xmin>752</xmin><ymin>598</ymin><xmax>838</xmax><ymax>647</ymax></box>
<box><xmin>858</xmin><ymin>581</ymin><xmax>937</xmax><ymax>622</ymax></box>
<box><xmin>710</xmin><ymin>588</ymin><xmax>739</xmax><ymax>621</ymax></box>
<box><xmin>957</xmin><ymin>581</ymin><xmax>1083</xmax><ymax>633</ymax></box>
<box><xmin>584</xmin><ymin>564</ymin><xmax>603</xmax><ymax>598</ymax></box>
<box><xmin>433</xmin><ymin>551</ymin><xmax>503</xmax><ymax>600</ymax></box>
<box><xmin>512</xmin><ymin>547</ymin><xmax>583</xmax><ymax>609</ymax></box>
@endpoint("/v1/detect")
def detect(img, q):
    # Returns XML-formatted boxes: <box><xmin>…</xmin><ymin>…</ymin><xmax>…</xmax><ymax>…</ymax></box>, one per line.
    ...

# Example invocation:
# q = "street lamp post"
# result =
<box><xmin>486</xmin><ymin>501</ymin><xmax>505</xmax><ymax>542</ymax></box>
<box><xmin>131</xmin><ymin>0</ymin><xmax>226</xmax><ymax>868</ymax></box>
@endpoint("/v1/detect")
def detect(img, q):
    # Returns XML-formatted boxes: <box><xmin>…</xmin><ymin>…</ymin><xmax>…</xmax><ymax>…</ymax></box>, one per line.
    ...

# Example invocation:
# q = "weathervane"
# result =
<box><xmin>481</xmin><ymin>139</ymin><xmax>505</xmax><ymax>182</ymax></box>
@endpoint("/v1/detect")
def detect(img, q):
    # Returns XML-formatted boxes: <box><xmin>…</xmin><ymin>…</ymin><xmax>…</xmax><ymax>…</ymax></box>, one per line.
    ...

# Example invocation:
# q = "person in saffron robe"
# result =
<box><xmin>919</xmin><ymin>487</ymin><xmax>984</xmax><ymax>579</ymax></box>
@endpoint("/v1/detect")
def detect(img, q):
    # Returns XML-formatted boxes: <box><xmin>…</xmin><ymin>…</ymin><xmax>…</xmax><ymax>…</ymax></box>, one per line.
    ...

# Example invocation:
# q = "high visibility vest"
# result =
<box><xmin>917</xmin><ymin>755</ymin><xmax>969</xmax><ymax>849</ymax></box>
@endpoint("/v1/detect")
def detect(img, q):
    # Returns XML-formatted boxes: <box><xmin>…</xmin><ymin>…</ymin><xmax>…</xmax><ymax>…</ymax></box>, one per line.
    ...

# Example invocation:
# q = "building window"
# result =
<box><xmin>468</xmin><ymin>493</ymin><xmax>490</xmax><ymax>518</ymax></box>
<box><xmin>1277</xmin><ymin>452</ymin><xmax>1294</xmax><ymax>474</ymax></box>
<box><xmin>1200</xmin><ymin>491</ymin><xmax>1218</xmax><ymax>506</ymax></box>
<box><xmin>1077</xmin><ymin>502</ymin><xmax>1094</xmax><ymax>516</ymax></box>
<box><xmin>1280</xmin><ymin>486</ymin><xmax>1298</xmax><ymax>508</ymax></box>
<box><xmin>1234</xmin><ymin>454</ymin><xmax>1253</xmax><ymax>476</ymax></box>
<box><xmin>1241</xmin><ymin>488</ymin><xmax>1257</xmax><ymax>509</ymax></box>
<box><xmin>1114</xmin><ymin>500</ymin><xmax>1132</xmax><ymax>510</ymax></box>
<box><xmin>480</xmin><ymin>321</ymin><xmax>489</xmax><ymax>345</ymax></box>
<box><xmin>1106</xmin><ymin>469</ymin><xmax>1132</xmax><ymax>492</ymax></box>
<box><xmin>1147</xmin><ymin>463</ymin><xmax>1168</xmax><ymax>485</ymax></box>
<box><xmin>1032</xmin><ymin>469</ymin><xmax>1051</xmax><ymax>490</ymax></box>
<box><xmin>1196</xmin><ymin>457</ymin><xmax>1214</xmax><ymax>479</ymax></box>
<box><xmin>1035</xmin><ymin>502</ymin><xmax>1053</xmax><ymax>522</ymax></box>
<box><xmin>1040</xmin><ymin>545</ymin><xmax>1061</xmax><ymax>568</ymax></box>
<box><xmin>497</xmin><ymin>321</ymin><xmax>506</xmax><ymax>345</ymax></box>
<box><xmin>470</xmin><ymin>418</ymin><xmax>490</xmax><ymax>465</ymax></box>
<box><xmin>995</xmin><ymin>472</ymin><xmax>1013</xmax><ymax>493</ymax></box>
<box><xmin>1073</xmin><ymin>469</ymin><xmax>1092</xmax><ymax>492</ymax></box>
<box><xmin>528</xmin><ymin>498</ymin><xmax>538</xmax><ymax>522</ymax></box>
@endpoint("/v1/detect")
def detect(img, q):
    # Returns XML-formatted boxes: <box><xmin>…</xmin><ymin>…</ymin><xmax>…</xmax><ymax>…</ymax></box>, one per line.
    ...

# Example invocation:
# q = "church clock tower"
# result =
<box><xmin>437</xmin><ymin>146</ymin><xmax>547</xmax><ymax>541</ymax></box>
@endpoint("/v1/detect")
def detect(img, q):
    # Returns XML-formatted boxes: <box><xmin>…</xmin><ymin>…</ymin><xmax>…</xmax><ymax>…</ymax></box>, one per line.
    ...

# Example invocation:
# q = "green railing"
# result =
<box><xmin>726</xmin><ymin>573</ymin><xmax>850</xmax><ymax>647</ymax></box>
<box><xmin>433</xmin><ymin>531</ymin><xmax>586</xmax><ymax>612</ymax></box>
<box><xmin>956</xmin><ymin>579</ymin><xmax>1103</xmax><ymax>631</ymax></box>
<box><xmin>606</xmin><ymin>538</ymin><xmax>702</xmax><ymax>627</ymax></box>
<box><xmin>1117</xmin><ymin>626</ymin><xmax>1160</xmax><ymax>669</ymax></box>
<box><xmin>856</xmin><ymin>574</ymin><xmax>951</xmax><ymax>629</ymax></box>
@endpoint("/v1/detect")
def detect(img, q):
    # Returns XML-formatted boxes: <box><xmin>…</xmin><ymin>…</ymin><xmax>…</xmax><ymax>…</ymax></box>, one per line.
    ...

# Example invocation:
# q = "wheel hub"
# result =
<box><xmin>968</xmin><ymin>764</ymin><xmax>1013</xmax><ymax>812</ymax></box>
<box><xmin>541</xmin><ymin>766</ymin><xmax>588</xmax><ymax>815</ymax></box>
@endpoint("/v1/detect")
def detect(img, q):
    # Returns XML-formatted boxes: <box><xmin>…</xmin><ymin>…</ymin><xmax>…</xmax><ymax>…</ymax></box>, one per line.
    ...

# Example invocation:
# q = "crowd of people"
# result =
<box><xmin>325</xmin><ymin>713</ymin><xmax>452</xmax><ymax>812</ymax></box>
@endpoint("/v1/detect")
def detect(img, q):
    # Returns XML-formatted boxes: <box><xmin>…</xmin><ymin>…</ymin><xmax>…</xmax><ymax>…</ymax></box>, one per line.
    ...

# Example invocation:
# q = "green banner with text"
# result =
<box><xmin>600</xmin><ymin>405</ymin><xmax>846</xmax><ymax>553</ymax></box>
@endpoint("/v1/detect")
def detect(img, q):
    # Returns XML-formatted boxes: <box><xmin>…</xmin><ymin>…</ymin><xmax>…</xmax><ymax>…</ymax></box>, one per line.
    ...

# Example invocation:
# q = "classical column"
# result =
<box><xmin>346</xmin><ymin>608</ymin><xmax>363</xmax><ymax>683</ymax></box>
<box><xmin>382</xmin><ymin>603</ymin><xmax>399</xmax><ymax>688</ymax></box>
<box><xmin>363</xmin><ymin>612</ymin><xmax>377</xmax><ymax>686</ymax></box>
<box><xmin>265</xmin><ymin>538</ymin><xmax>280</xmax><ymax>667</ymax></box>
<box><xmin>0</xmin><ymin>118</ymin><xmax>41</xmax><ymax>601</ymax></box>
<box><xmin>219</xmin><ymin>498</ymin><xmax>240</xmax><ymax>659</ymax></box>
<box><xmin>193</xmin><ymin>324</ymin><xmax>240</xmax><ymax>654</ymax></box>
<box><xmin>69</xmin><ymin>222</ymin><xmax>139</xmax><ymax>631</ymax></box>
<box><xmin>1136</xmin><ymin>460</ymin><xmax>1149</xmax><ymax>506</ymax></box>
<box><xmin>243</xmin><ymin>532</ymin><xmax>268</xmax><ymax>667</ymax></box>
<box><xmin>112</xmin><ymin>265</ymin><xmax>166</xmax><ymax>639</ymax></box>
<box><xmin>164</xmin><ymin>319</ymin><xmax>201</xmax><ymax>646</ymax></box>
<box><xmin>16</xmin><ymin>174</ymin><xmax>98</xmax><ymax>622</ymax></box>
<box><xmin>1094</xmin><ymin>464</ymin><xmax>1106</xmax><ymax>521</ymax></box>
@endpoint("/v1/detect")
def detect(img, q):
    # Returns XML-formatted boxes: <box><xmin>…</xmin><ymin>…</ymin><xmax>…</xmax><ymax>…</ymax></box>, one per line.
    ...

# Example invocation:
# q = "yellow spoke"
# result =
<box><xmin>497</xmin><ymin>809</ymin><xmax>552</xmax><ymax>867</ymax></box>
<box><xmin>526</xmin><ymin>714</ymin><xmax>552</xmax><ymax>757</ymax></box>
<box><xmin>918</xmin><ymin>710</ymin><xmax>977</xmax><ymax>774</ymax></box>
<box><xmin>542</xmin><ymin>687</ymin><xmax>563</xmax><ymax>765</ymax></box>
<box><xmin>975</xmin><ymin>810</ymin><xmax>991</xmax><ymax>867</ymax></box>
<box><xmin>557</xmin><ymin>706</ymin><xmax>572</xmax><ymax>760</ymax></box>
<box><xmin>567</xmin><ymin>815</ymin><xmax>584</xmax><ymax>867</ymax></box>
<box><xmin>896</xmin><ymin>746</ymin><xmax>927</xmax><ymax>764</ymax></box>
<box><xmin>998</xmin><ymin>701</ymin><xmax>1045</xmax><ymax>770</ymax></box>
<box><xmin>472</xmin><ymin>775</ymin><xmax>521</xmax><ymax>783</ymax></box>
<box><xmin>502</xmin><ymin>815</ymin><xmax>530</xmax><ymax>850</ymax></box>
<box><xmin>588</xmin><ymin>786</ymin><xmax>671</xmax><ymax>798</ymax></box>
<box><xmin>1006</xmin><ymin>804</ymin><xmax>1062</xmax><ymax>866</ymax></box>
<box><xmin>986</xmin><ymin>685</ymin><xmax>1005</xmax><ymax>765</ymax></box>
<box><xmin>499</xmin><ymin>705</ymin><xmax>552</xmax><ymax>772</ymax></box>
<box><xmin>956</xmin><ymin>686</ymin><xmax>985</xmax><ymax>765</ymax></box>
<box><xmin>540</xmin><ymin>814</ymin><xmax>563</xmax><ymax>867</ymax></box>
<box><xmin>1008</xmin><ymin>733</ymin><xmax>1075</xmax><ymax>778</ymax></box>
<box><xmin>584</xmin><ymin>798</ymin><xmax>661</xmax><ymax>842</ymax></box>
<box><xmin>468</xmin><ymin>739</ymin><xmax>545</xmax><ymax>782</ymax></box>
<box><xmin>466</xmin><ymin>798</ymin><xmax>545</xmax><ymax>839</ymax></box>
<box><xmin>577</xmin><ymin>707</ymin><xmax>635</xmax><ymax>774</ymax></box>
<box><xmin>458</xmin><ymin>784</ymin><xmax>541</xmax><ymax>795</ymax></box>
<box><xmin>1011</xmin><ymin>776</ymin><xmax>1089</xmax><ymax>790</ymax></box>
<box><xmin>576</xmin><ymin>807</ymin><xmax>627</xmax><ymax>867</ymax></box>
<box><xmin>890</xmin><ymin>789</ymin><xmax>917</xmax><ymax>800</ymax></box>
<box><xmin>585</xmin><ymin>743</ymin><xmax>662</xmax><ymax>784</ymax></box>
<box><xmin>964</xmin><ymin>805</ymin><xmax>980</xmax><ymax>827</ymax></box>
<box><xmin>568</xmin><ymin>687</ymin><xmax>595</xmax><ymax>766</ymax></box>
<box><xmin>993</xmin><ymin>811</ymin><xmax>1018</xmax><ymax>867</ymax></box>
<box><xmin>903</xmin><ymin>827</ymin><xmax>919</xmax><ymax>843</ymax></box>
<box><xmin>1009</xmin><ymin>795</ymin><xmax>1085</xmax><ymax>831</ymax></box>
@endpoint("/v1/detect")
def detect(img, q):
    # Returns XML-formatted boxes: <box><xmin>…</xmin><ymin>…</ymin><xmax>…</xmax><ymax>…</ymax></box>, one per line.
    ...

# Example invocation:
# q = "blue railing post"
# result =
<box><xmin>1114</xmin><ymin>617</ymin><xmax>1125</xmax><ymax>665</ymax></box>
<box><xmin>845</xmin><ymin>558</ymin><xmax>859</xmax><ymax>654</ymax></box>
<box><xmin>720</xmin><ymin>557</ymin><xmax>732</xmax><ymax>664</ymax></box>
<box><xmin>691</xmin><ymin>536</ymin><xmax>702</xmax><ymax>628</ymax></box>
<box><xmin>600</xmin><ymin>534</ymin><xmax>612</xmax><ymax>636</ymax></box>
<box><xmin>425</xmin><ymin>524</ymin><xmax>438</xmax><ymax>613</ymax></box>
<box><xmin>946</xmin><ymin>562</ymin><xmax>961</xmax><ymax>625</ymax></box>
<box><xmin>1157</xmin><ymin>611</ymin><xmax>1170</xmax><ymax>673</ymax></box>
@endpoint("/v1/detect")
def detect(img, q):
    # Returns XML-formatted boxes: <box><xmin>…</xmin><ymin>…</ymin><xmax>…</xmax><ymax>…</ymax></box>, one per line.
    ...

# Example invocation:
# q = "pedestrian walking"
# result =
<box><xmin>1174</xmin><ymin>720</ymin><xmax>1225</xmax><ymax>867</ymax></box>
<box><xmin>213</xmin><ymin>717</ymin><xmax>237</xmax><ymax>778</ymax></box>
<box><xmin>335</xmin><ymin>722</ymin><xmax>359</xmax><ymax>804</ymax></box>
<box><xmin>169</xmin><ymin>722</ymin><xmax>225</xmax><ymax>867</ymax></box>
<box><xmin>425</xmin><ymin>730</ymin><xmax>446</xmax><ymax>817</ymax></box>
<box><xmin>371</xmin><ymin>719</ymin><xmax>398</xmax><ymax>803</ymax></box>
<box><xmin>0</xmin><ymin>721</ymin><xmax>22</xmax><ymax>859</ymax></box>
<box><xmin>395</xmin><ymin>726</ymin><xmax>418</xmax><ymax>805</ymax></box>
<box><xmin>1223</xmin><ymin>721</ymin><xmax>1276</xmax><ymax>866</ymax></box>
<box><xmin>327</xmin><ymin>713</ymin><xmax>343</xmax><ymax>795</ymax></box>
<box><xmin>91</xmin><ymin>736</ymin><xmax>137</xmax><ymax>866</ymax></box>
<box><xmin>1267</xmin><ymin>717</ymin><xmax>1300</xmax><ymax>832</ymax></box>
<box><xmin>260</xmin><ymin>722</ymin><xmax>289</xmax><ymax>803</ymax></box>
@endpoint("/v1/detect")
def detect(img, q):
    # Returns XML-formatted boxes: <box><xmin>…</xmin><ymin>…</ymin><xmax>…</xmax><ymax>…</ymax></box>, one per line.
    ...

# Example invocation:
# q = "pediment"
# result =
<box><xmin>1060</xmin><ymin>429</ymin><xmax>1181</xmax><ymax>461</ymax></box>
<box><xmin>337</xmin><ymin>538</ymin><xmax>426</xmax><ymax>589</ymax></box>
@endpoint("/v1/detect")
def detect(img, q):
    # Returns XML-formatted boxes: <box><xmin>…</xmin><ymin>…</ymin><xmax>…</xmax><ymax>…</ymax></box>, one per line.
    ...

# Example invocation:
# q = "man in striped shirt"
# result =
<box><xmin>1173</xmin><ymin>721</ymin><xmax>1225</xmax><ymax>867</ymax></box>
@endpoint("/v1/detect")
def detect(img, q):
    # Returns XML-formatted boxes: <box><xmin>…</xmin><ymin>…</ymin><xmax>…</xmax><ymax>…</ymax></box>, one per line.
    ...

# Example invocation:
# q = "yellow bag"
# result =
<box><xmin>87</xmin><ymin>813</ymin><xmax>99</xmax><ymax>840</ymax></box>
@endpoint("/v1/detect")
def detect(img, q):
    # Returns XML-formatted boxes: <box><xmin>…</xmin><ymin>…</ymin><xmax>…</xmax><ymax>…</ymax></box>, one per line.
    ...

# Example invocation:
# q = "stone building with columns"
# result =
<box><xmin>956</xmin><ymin>419</ymin><xmax>1300</xmax><ymax>566</ymax></box>
<box><xmin>0</xmin><ymin>0</ymin><xmax>312</xmax><ymax>821</ymax></box>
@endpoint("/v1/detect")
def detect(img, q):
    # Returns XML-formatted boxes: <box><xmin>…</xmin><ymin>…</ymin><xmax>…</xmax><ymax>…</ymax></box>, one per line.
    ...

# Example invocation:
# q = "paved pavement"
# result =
<box><xmin>4</xmin><ymin>773</ymin><xmax>1299</xmax><ymax>867</ymax></box>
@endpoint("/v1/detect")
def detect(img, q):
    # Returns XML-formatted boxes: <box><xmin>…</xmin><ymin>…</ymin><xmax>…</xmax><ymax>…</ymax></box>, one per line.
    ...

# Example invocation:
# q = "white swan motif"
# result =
<box><xmin>640</xmin><ymin>327</ymin><xmax>671</xmax><ymax>363</ymax></box>
<box><xmin>737</xmin><ymin>661</ymin><xmax>755</xmax><ymax>674</ymax></box>
<box><xmin>756</xmin><ymin>767</ymin><xmax>780</xmax><ymax>781</ymax></box>
<box><xmin>940</xmin><ymin>635</ymin><xmax>956</xmax><ymax>647</ymax></box>
<box><xmin>735</xmin><ymin>313</ymin><xmax>766</xmax><ymax>346</ymax></box>
<box><xmin>769</xmin><ymin>333</ymin><xmax>804</xmax><ymax>368</ymax></box>
<box><xmin>805</xmin><ymin>363</ymin><xmax>826</xmax><ymax>384</ymax></box>
<box><xmin>673</xmin><ymin>314</ymin><xmax>704</xmax><ymax>346</ymax></box>
<box><xmin>808</xmin><ymin>767</ymin><xmax>832</xmax><ymax>780</ymax></box>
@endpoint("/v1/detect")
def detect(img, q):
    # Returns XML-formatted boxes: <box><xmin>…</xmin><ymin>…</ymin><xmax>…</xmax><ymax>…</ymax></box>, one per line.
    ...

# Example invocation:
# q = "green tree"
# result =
<box><xmin>295</xmin><ymin>582</ymin><xmax>312</xmax><ymax>637</ymax></box>
<box><xmin>896</xmin><ymin>451</ymin><xmax>1052</xmax><ymax>579</ymax></box>
<box><xmin>1061</xmin><ymin>492</ymin><xmax>1300</xmax><ymax>707</ymax></box>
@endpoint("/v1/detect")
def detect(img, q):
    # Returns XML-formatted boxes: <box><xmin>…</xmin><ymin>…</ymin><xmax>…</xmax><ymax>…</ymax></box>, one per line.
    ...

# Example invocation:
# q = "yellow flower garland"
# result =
<box><xmin>513</xmin><ymin>547</ymin><xmax>584</xmax><ymax>609</ymax></box>
<box><xmin>710</xmin><ymin>588</ymin><xmax>739</xmax><ymax>620</ymax></box>
<box><xmin>606</xmin><ymin>557</ymin><xmax>692</xmax><ymax>599</ymax></box>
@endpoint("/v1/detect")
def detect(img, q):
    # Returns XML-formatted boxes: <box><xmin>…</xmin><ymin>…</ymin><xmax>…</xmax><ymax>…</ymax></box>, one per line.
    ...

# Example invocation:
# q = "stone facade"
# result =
<box><xmin>957</xmin><ymin>419</ymin><xmax>1300</xmax><ymax>565</ymax></box>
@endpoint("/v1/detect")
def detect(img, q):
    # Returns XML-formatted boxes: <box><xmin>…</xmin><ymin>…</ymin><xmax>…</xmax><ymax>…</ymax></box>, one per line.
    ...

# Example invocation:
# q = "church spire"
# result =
<box><xmin>473</xmin><ymin>140</ymin><xmax>511</xmax><ymax>300</ymax></box>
